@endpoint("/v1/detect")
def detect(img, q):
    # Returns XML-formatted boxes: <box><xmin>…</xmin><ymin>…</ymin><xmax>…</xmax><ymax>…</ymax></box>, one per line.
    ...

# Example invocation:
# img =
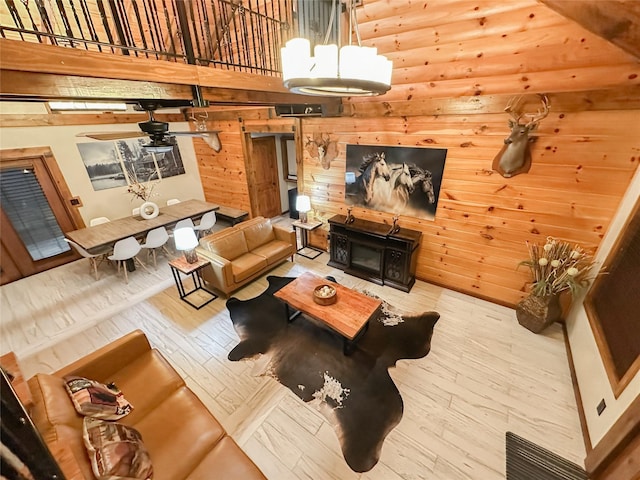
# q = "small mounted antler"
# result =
<box><xmin>304</xmin><ymin>132</ymin><xmax>339</xmax><ymax>170</ymax></box>
<box><xmin>190</xmin><ymin>110</ymin><xmax>209</xmax><ymax>132</ymax></box>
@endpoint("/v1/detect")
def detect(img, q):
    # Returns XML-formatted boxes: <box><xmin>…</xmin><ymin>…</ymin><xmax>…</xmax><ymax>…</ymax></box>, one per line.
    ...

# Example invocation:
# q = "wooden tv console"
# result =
<box><xmin>327</xmin><ymin>214</ymin><xmax>421</xmax><ymax>292</ymax></box>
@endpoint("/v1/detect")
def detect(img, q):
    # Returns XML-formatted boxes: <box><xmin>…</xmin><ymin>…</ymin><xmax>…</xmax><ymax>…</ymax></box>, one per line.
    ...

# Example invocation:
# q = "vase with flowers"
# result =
<box><xmin>516</xmin><ymin>236</ymin><xmax>596</xmax><ymax>333</ymax></box>
<box><xmin>126</xmin><ymin>168</ymin><xmax>160</xmax><ymax>220</ymax></box>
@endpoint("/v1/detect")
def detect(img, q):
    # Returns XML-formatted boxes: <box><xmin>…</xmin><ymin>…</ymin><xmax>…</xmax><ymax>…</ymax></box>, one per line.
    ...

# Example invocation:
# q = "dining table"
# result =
<box><xmin>66</xmin><ymin>199</ymin><xmax>219</xmax><ymax>252</ymax></box>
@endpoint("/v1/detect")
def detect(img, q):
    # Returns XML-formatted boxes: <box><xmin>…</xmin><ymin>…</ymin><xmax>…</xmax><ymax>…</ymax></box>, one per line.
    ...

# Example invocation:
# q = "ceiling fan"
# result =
<box><xmin>77</xmin><ymin>100</ymin><xmax>221</xmax><ymax>153</ymax></box>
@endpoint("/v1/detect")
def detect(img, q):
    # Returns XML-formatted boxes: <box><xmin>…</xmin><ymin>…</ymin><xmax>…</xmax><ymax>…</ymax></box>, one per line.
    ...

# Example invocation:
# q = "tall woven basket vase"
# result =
<box><xmin>515</xmin><ymin>294</ymin><xmax>562</xmax><ymax>334</ymax></box>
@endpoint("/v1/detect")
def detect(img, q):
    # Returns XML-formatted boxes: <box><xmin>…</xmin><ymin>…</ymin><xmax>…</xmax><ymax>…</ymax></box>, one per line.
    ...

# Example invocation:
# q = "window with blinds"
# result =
<box><xmin>0</xmin><ymin>167</ymin><xmax>70</xmax><ymax>261</ymax></box>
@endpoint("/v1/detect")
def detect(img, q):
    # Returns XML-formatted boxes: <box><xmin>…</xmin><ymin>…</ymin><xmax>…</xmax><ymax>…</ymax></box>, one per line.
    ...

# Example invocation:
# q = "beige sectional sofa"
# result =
<box><xmin>197</xmin><ymin>216</ymin><xmax>295</xmax><ymax>295</ymax></box>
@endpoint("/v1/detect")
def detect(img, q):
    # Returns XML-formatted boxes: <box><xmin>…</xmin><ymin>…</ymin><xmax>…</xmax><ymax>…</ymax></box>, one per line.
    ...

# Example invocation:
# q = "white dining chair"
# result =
<box><xmin>107</xmin><ymin>236</ymin><xmax>147</xmax><ymax>284</ymax></box>
<box><xmin>166</xmin><ymin>198</ymin><xmax>181</xmax><ymax>206</ymax></box>
<box><xmin>174</xmin><ymin>218</ymin><xmax>195</xmax><ymax>230</ymax></box>
<box><xmin>64</xmin><ymin>238</ymin><xmax>110</xmax><ymax>280</ymax></box>
<box><xmin>140</xmin><ymin>227</ymin><xmax>170</xmax><ymax>269</ymax></box>
<box><xmin>89</xmin><ymin>216</ymin><xmax>110</xmax><ymax>226</ymax></box>
<box><xmin>194</xmin><ymin>211</ymin><xmax>217</xmax><ymax>237</ymax></box>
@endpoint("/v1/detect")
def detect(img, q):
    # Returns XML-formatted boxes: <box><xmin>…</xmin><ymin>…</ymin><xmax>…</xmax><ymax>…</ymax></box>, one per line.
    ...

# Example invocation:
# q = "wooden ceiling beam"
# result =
<box><xmin>0</xmin><ymin>39</ymin><xmax>197</xmax><ymax>86</ymax></box>
<box><xmin>0</xmin><ymin>39</ymin><xmax>336</xmax><ymax>108</ymax></box>
<box><xmin>199</xmin><ymin>86</ymin><xmax>341</xmax><ymax>109</ymax></box>
<box><xmin>0</xmin><ymin>70</ymin><xmax>193</xmax><ymax>102</ymax></box>
<box><xmin>540</xmin><ymin>0</ymin><xmax>640</xmax><ymax>59</ymax></box>
<box><xmin>0</xmin><ymin>112</ymin><xmax>185</xmax><ymax>128</ymax></box>
<box><xmin>0</xmin><ymin>68</ymin><xmax>340</xmax><ymax>110</ymax></box>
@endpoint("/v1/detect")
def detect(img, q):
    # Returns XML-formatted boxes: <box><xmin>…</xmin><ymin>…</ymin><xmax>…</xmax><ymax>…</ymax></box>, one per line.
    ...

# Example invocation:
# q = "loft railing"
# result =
<box><xmin>0</xmin><ymin>0</ymin><xmax>295</xmax><ymax>76</ymax></box>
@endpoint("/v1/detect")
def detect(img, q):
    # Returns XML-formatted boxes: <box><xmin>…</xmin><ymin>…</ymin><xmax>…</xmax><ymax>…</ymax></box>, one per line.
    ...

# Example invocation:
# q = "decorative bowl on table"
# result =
<box><xmin>313</xmin><ymin>284</ymin><xmax>337</xmax><ymax>305</ymax></box>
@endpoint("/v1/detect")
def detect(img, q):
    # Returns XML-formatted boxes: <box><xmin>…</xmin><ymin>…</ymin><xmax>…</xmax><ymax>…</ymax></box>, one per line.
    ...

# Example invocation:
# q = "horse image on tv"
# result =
<box><xmin>345</xmin><ymin>145</ymin><xmax>447</xmax><ymax>221</ymax></box>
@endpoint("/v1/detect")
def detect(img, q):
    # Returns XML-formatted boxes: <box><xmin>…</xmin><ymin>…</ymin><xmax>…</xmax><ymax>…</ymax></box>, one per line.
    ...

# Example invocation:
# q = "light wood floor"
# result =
<box><xmin>0</xmin><ymin>244</ymin><xmax>585</xmax><ymax>479</ymax></box>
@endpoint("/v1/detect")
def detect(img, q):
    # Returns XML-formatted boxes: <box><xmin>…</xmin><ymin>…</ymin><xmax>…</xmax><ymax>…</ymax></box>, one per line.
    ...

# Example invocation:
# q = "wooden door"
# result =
<box><xmin>0</xmin><ymin>148</ymin><xmax>82</xmax><ymax>285</ymax></box>
<box><xmin>0</xmin><ymin>241</ymin><xmax>22</xmax><ymax>285</ymax></box>
<box><xmin>248</xmin><ymin>136</ymin><xmax>281</xmax><ymax>218</ymax></box>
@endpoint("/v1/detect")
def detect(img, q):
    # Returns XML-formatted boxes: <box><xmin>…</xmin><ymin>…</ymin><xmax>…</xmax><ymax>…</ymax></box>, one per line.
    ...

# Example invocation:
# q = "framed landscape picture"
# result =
<box><xmin>77</xmin><ymin>139</ymin><xmax>184</xmax><ymax>191</ymax></box>
<box><xmin>344</xmin><ymin>144</ymin><xmax>447</xmax><ymax>221</ymax></box>
<box><xmin>76</xmin><ymin>142</ymin><xmax>126</xmax><ymax>191</ymax></box>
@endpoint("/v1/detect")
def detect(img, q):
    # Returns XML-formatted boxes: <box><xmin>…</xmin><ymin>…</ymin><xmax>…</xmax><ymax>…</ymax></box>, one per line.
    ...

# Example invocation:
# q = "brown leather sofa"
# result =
<box><xmin>27</xmin><ymin>330</ymin><xmax>267</xmax><ymax>480</ymax></box>
<box><xmin>197</xmin><ymin>216</ymin><xmax>295</xmax><ymax>295</ymax></box>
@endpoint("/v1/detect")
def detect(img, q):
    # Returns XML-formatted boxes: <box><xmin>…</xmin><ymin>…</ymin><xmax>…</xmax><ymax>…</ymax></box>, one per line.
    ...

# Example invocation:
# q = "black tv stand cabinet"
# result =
<box><xmin>327</xmin><ymin>214</ymin><xmax>421</xmax><ymax>292</ymax></box>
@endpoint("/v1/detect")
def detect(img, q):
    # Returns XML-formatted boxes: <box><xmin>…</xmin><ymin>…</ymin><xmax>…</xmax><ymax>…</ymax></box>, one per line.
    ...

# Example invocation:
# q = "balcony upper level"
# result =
<box><xmin>0</xmin><ymin>0</ymin><xmax>338</xmax><ymax>107</ymax></box>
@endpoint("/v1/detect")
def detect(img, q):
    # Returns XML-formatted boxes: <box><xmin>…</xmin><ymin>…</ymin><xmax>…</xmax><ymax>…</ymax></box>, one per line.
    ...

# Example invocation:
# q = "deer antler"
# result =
<box><xmin>523</xmin><ymin>94</ymin><xmax>550</xmax><ymax>127</ymax></box>
<box><xmin>190</xmin><ymin>110</ymin><xmax>209</xmax><ymax>131</ymax></box>
<box><xmin>504</xmin><ymin>95</ymin><xmax>525</xmax><ymax>124</ymax></box>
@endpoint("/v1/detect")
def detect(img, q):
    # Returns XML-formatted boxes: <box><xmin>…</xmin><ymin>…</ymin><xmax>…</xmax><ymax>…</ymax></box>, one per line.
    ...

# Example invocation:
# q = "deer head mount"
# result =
<box><xmin>304</xmin><ymin>133</ymin><xmax>338</xmax><ymax>170</ymax></box>
<box><xmin>492</xmin><ymin>94</ymin><xmax>550</xmax><ymax>178</ymax></box>
<box><xmin>189</xmin><ymin>111</ymin><xmax>222</xmax><ymax>152</ymax></box>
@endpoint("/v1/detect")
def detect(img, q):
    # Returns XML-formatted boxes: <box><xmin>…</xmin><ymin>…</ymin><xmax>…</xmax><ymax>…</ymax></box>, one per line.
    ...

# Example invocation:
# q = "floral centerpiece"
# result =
<box><xmin>516</xmin><ymin>236</ymin><xmax>596</xmax><ymax>333</ymax></box>
<box><xmin>126</xmin><ymin>167</ymin><xmax>160</xmax><ymax>219</ymax></box>
<box><xmin>126</xmin><ymin>169</ymin><xmax>159</xmax><ymax>202</ymax></box>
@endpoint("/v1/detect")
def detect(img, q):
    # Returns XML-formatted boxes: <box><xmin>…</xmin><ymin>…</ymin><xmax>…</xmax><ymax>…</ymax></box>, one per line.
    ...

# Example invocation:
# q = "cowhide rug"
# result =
<box><xmin>226</xmin><ymin>276</ymin><xmax>440</xmax><ymax>472</ymax></box>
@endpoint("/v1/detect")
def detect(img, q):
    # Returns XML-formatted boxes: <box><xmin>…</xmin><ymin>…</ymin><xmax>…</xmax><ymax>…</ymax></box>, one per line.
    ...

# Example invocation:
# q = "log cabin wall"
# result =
<box><xmin>193</xmin><ymin>111</ymin><xmax>253</xmax><ymax>214</ymax></box>
<box><xmin>300</xmin><ymin>100</ymin><xmax>639</xmax><ymax>307</ymax></box>
<box><xmin>201</xmin><ymin>0</ymin><xmax>640</xmax><ymax>307</ymax></box>
<box><xmin>279</xmin><ymin>0</ymin><xmax>639</xmax><ymax>307</ymax></box>
<box><xmin>192</xmin><ymin>107</ymin><xmax>284</xmax><ymax>215</ymax></box>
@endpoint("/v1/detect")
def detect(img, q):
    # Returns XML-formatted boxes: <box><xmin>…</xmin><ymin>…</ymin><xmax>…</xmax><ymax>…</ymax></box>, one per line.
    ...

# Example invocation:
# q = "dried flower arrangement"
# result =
<box><xmin>518</xmin><ymin>236</ymin><xmax>597</xmax><ymax>297</ymax></box>
<box><xmin>125</xmin><ymin>167</ymin><xmax>159</xmax><ymax>202</ymax></box>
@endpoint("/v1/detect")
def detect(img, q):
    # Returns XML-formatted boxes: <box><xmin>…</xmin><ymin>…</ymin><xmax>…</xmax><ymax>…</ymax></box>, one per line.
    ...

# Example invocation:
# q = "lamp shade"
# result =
<box><xmin>296</xmin><ymin>195</ymin><xmax>311</xmax><ymax>213</ymax></box>
<box><xmin>174</xmin><ymin>227</ymin><xmax>198</xmax><ymax>251</ymax></box>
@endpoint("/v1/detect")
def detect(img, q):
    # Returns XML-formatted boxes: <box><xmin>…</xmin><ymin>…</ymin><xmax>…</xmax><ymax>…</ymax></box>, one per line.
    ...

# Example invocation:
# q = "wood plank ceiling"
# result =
<box><xmin>540</xmin><ymin>0</ymin><xmax>640</xmax><ymax>59</ymax></box>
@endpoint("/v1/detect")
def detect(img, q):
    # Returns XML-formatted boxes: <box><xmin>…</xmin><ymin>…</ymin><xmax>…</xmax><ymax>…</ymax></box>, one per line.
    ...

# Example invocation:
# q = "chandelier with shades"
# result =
<box><xmin>281</xmin><ymin>0</ymin><xmax>392</xmax><ymax>97</ymax></box>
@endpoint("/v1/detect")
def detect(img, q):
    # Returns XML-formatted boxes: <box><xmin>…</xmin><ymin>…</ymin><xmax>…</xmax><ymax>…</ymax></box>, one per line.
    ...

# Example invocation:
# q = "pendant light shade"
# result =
<box><xmin>281</xmin><ymin>0</ymin><xmax>392</xmax><ymax>97</ymax></box>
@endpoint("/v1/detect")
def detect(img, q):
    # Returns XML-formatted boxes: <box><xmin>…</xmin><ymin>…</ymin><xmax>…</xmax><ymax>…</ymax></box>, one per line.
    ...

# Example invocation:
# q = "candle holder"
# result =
<box><xmin>390</xmin><ymin>214</ymin><xmax>400</xmax><ymax>234</ymax></box>
<box><xmin>345</xmin><ymin>207</ymin><xmax>355</xmax><ymax>224</ymax></box>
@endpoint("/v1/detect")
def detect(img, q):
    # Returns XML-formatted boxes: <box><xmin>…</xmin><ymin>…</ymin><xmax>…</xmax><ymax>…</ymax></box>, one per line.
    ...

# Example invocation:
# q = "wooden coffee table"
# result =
<box><xmin>273</xmin><ymin>272</ymin><xmax>382</xmax><ymax>355</ymax></box>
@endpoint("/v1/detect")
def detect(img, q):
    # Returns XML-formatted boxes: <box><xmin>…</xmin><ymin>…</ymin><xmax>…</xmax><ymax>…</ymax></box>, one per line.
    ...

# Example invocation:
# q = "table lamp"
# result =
<box><xmin>296</xmin><ymin>195</ymin><xmax>311</xmax><ymax>223</ymax></box>
<box><xmin>174</xmin><ymin>227</ymin><xmax>199</xmax><ymax>263</ymax></box>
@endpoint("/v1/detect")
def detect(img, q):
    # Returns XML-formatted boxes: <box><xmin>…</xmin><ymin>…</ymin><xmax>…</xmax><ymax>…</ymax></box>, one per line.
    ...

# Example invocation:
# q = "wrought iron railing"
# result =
<box><xmin>0</xmin><ymin>0</ymin><xmax>295</xmax><ymax>76</ymax></box>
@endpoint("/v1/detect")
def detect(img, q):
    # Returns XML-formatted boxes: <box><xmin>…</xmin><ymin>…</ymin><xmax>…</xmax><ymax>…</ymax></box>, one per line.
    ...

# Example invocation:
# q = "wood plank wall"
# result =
<box><xmin>300</xmin><ymin>101</ymin><xmax>639</xmax><ymax>306</ymax></box>
<box><xmin>193</xmin><ymin>108</ymin><xmax>275</xmax><ymax>214</ymax></box>
<box><xmin>202</xmin><ymin>0</ymin><xmax>639</xmax><ymax>307</ymax></box>
<box><xmin>304</xmin><ymin>0</ymin><xmax>640</xmax><ymax>306</ymax></box>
